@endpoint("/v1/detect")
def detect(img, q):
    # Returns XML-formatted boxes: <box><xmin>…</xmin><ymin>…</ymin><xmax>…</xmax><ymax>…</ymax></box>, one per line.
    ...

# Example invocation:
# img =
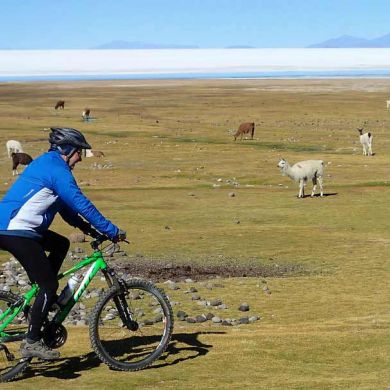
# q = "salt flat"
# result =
<box><xmin>1</xmin><ymin>48</ymin><xmax>390</xmax><ymax>77</ymax></box>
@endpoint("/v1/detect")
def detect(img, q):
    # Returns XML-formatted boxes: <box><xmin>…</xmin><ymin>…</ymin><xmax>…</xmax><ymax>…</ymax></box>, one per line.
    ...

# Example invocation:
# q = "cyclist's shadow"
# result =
<box><xmin>19</xmin><ymin>331</ymin><xmax>222</xmax><ymax>380</ymax></box>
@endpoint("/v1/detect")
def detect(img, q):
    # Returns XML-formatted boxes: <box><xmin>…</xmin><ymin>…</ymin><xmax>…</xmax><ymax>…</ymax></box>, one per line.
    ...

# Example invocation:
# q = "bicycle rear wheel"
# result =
<box><xmin>0</xmin><ymin>291</ymin><xmax>30</xmax><ymax>382</ymax></box>
<box><xmin>89</xmin><ymin>278</ymin><xmax>174</xmax><ymax>371</ymax></box>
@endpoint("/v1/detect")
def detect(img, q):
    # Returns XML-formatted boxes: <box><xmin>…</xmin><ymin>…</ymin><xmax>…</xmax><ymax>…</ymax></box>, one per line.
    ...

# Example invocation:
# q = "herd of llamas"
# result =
<box><xmin>4</xmin><ymin>101</ymin><xmax>105</xmax><ymax>176</ymax></box>
<box><xmin>3</xmin><ymin>99</ymin><xmax>382</xmax><ymax>198</ymax></box>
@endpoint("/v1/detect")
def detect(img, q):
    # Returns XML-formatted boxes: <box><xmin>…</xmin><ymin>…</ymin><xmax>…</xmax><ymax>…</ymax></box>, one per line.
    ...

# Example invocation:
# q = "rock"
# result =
<box><xmin>239</xmin><ymin>317</ymin><xmax>250</xmax><ymax>324</ymax></box>
<box><xmin>191</xmin><ymin>294</ymin><xmax>201</xmax><ymax>300</ymax></box>
<box><xmin>249</xmin><ymin>316</ymin><xmax>261</xmax><ymax>323</ymax></box>
<box><xmin>228</xmin><ymin>192</ymin><xmax>236</xmax><ymax>197</ymax></box>
<box><xmin>176</xmin><ymin>310</ymin><xmax>188</xmax><ymax>321</ymax></box>
<box><xmin>186</xmin><ymin>317</ymin><xmax>196</xmax><ymax>323</ymax></box>
<box><xmin>211</xmin><ymin>316</ymin><xmax>222</xmax><ymax>323</ymax></box>
<box><xmin>166</xmin><ymin>281</ymin><xmax>179</xmax><ymax>290</ymax></box>
<box><xmin>68</xmin><ymin>233</ymin><xmax>85</xmax><ymax>243</ymax></box>
<box><xmin>130</xmin><ymin>291</ymin><xmax>141</xmax><ymax>300</ymax></box>
<box><xmin>217</xmin><ymin>304</ymin><xmax>228</xmax><ymax>310</ymax></box>
<box><xmin>238</xmin><ymin>303</ymin><xmax>250</xmax><ymax>312</ymax></box>
<box><xmin>195</xmin><ymin>315</ymin><xmax>207</xmax><ymax>323</ymax></box>
<box><xmin>6</xmin><ymin>278</ymin><xmax>16</xmax><ymax>286</ymax></box>
<box><xmin>206</xmin><ymin>312</ymin><xmax>214</xmax><ymax>320</ymax></box>
<box><xmin>209</xmin><ymin>298</ymin><xmax>223</xmax><ymax>307</ymax></box>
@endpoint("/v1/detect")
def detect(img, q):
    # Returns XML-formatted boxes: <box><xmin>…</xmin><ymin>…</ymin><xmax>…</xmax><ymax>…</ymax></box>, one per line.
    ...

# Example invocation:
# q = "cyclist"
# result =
<box><xmin>0</xmin><ymin>127</ymin><xmax>126</xmax><ymax>360</ymax></box>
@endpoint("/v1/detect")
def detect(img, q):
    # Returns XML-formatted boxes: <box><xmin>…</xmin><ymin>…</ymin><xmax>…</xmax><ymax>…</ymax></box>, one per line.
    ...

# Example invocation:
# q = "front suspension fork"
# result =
<box><xmin>101</xmin><ymin>268</ymin><xmax>138</xmax><ymax>331</ymax></box>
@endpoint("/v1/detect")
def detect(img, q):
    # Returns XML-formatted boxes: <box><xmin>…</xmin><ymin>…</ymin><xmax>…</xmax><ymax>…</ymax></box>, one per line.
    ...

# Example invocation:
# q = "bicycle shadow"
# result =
<box><xmin>17</xmin><ymin>331</ymin><xmax>222</xmax><ymax>381</ymax></box>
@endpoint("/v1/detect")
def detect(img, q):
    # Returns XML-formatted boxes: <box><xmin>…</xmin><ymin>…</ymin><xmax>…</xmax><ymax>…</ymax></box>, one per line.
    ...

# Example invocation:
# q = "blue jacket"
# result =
<box><xmin>0</xmin><ymin>151</ymin><xmax>119</xmax><ymax>239</ymax></box>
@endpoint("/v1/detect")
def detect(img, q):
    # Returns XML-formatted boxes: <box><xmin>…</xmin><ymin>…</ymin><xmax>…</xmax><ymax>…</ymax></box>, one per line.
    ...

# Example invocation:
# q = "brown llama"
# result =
<box><xmin>234</xmin><ymin>122</ymin><xmax>255</xmax><ymax>141</ymax></box>
<box><xmin>55</xmin><ymin>100</ymin><xmax>65</xmax><ymax>110</ymax></box>
<box><xmin>11</xmin><ymin>152</ymin><xmax>33</xmax><ymax>176</ymax></box>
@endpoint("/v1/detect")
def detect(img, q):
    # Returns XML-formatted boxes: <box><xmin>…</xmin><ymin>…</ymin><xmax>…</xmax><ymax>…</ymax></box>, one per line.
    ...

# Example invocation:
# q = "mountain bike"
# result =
<box><xmin>0</xmin><ymin>235</ymin><xmax>174</xmax><ymax>382</ymax></box>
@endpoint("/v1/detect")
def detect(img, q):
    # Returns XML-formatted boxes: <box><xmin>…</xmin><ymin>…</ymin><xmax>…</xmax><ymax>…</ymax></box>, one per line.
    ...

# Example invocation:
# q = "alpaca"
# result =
<box><xmin>6</xmin><ymin>140</ymin><xmax>23</xmax><ymax>158</ymax></box>
<box><xmin>277</xmin><ymin>158</ymin><xmax>324</xmax><ymax>198</ymax></box>
<box><xmin>357</xmin><ymin>128</ymin><xmax>373</xmax><ymax>156</ymax></box>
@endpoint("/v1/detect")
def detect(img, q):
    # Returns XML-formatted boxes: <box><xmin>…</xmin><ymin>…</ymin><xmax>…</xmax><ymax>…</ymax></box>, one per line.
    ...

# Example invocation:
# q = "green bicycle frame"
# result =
<box><xmin>0</xmin><ymin>250</ymin><xmax>108</xmax><ymax>339</ymax></box>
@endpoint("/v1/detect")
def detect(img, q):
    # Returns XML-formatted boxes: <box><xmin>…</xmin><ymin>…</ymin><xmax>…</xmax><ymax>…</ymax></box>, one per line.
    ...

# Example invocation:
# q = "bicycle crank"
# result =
<box><xmin>42</xmin><ymin>323</ymin><xmax>68</xmax><ymax>349</ymax></box>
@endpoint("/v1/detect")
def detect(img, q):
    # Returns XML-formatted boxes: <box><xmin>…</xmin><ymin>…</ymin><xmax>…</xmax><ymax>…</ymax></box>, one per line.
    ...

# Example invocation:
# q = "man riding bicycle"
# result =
<box><xmin>0</xmin><ymin>127</ymin><xmax>126</xmax><ymax>360</ymax></box>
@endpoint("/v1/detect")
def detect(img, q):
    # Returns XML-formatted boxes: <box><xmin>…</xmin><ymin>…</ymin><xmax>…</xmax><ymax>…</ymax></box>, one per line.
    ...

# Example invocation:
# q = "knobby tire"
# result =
<box><xmin>0</xmin><ymin>291</ymin><xmax>30</xmax><ymax>382</ymax></box>
<box><xmin>89</xmin><ymin>278</ymin><xmax>174</xmax><ymax>371</ymax></box>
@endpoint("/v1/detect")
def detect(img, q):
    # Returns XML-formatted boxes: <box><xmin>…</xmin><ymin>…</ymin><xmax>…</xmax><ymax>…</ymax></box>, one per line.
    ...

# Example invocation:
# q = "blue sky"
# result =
<box><xmin>1</xmin><ymin>0</ymin><xmax>390</xmax><ymax>49</ymax></box>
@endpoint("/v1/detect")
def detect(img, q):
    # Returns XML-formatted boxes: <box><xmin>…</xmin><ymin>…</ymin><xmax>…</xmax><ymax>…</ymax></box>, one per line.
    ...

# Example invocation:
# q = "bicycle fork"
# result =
<box><xmin>101</xmin><ymin>268</ymin><xmax>138</xmax><ymax>331</ymax></box>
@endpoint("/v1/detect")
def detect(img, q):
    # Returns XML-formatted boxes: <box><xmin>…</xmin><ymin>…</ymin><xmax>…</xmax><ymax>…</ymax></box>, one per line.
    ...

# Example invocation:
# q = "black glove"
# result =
<box><xmin>80</xmin><ymin>221</ymin><xmax>101</xmax><ymax>239</ymax></box>
<box><xmin>113</xmin><ymin>229</ymin><xmax>127</xmax><ymax>243</ymax></box>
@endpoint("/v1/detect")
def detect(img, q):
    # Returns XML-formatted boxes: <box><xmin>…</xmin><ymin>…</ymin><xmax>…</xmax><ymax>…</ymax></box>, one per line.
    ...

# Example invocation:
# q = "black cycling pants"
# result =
<box><xmin>0</xmin><ymin>231</ymin><xmax>69</xmax><ymax>341</ymax></box>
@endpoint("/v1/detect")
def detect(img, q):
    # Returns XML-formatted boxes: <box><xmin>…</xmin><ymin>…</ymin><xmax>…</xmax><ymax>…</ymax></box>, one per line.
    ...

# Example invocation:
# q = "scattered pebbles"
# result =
<box><xmin>0</xmin><ymin>256</ymin><xmax>262</xmax><ymax>327</ymax></box>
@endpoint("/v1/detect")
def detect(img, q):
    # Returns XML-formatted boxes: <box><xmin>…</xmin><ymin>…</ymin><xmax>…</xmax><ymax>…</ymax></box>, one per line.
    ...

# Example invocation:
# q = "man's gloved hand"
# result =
<box><xmin>113</xmin><ymin>229</ymin><xmax>127</xmax><ymax>243</ymax></box>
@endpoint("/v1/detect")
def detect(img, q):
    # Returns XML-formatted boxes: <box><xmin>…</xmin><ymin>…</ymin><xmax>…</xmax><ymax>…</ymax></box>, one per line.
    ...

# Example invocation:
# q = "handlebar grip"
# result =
<box><xmin>90</xmin><ymin>234</ymin><xmax>108</xmax><ymax>250</ymax></box>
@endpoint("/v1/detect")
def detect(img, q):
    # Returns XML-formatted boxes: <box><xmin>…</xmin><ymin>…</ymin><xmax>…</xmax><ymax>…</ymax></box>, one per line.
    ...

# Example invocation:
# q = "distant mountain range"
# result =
<box><xmin>91</xmin><ymin>40</ymin><xmax>199</xmax><ymax>49</ymax></box>
<box><xmin>3</xmin><ymin>36</ymin><xmax>390</xmax><ymax>50</ymax></box>
<box><xmin>308</xmin><ymin>33</ymin><xmax>390</xmax><ymax>48</ymax></box>
<box><xmin>92</xmin><ymin>36</ymin><xmax>390</xmax><ymax>49</ymax></box>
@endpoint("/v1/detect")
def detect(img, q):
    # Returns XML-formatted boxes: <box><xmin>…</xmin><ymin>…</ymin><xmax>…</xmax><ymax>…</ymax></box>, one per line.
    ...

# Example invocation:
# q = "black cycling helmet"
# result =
<box><xmin>49</xmin><ymin>127</ymin><xmax>91</xmax><ymax>150</ymax></box>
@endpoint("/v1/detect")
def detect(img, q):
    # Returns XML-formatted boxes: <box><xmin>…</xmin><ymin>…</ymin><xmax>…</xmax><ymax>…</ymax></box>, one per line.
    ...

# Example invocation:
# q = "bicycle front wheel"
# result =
<box><xmin>89</xmin><ymin>278</ymin><xmax>174</xmax><ymax>371</ymax></box>
<box><xmin>0</xmin><ymin>291</ymin><xmax>30</xmax><ymax>383</ymax></box>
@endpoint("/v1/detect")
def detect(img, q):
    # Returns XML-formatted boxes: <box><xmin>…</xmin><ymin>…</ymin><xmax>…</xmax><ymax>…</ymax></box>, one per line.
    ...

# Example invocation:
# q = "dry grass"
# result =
<box><xmin>0</xmin><ymin>78</ymin><xmax>390</xmax><ymax>388</ymax></box>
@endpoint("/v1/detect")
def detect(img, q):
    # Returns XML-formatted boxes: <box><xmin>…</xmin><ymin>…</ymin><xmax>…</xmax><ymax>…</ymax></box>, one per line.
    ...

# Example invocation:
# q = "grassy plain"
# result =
<box><xmin>0</xmin><ymin>78</ymin><xmax>390</xmax><ymax>389</ymax></box>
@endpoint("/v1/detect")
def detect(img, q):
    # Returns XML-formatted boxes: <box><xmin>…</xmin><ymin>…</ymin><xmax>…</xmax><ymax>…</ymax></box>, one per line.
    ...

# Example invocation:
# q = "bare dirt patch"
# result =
<box><xmin>115</xmin><ymin>255</ymin><xmax>308</xmax><ymax>282</ymax></box>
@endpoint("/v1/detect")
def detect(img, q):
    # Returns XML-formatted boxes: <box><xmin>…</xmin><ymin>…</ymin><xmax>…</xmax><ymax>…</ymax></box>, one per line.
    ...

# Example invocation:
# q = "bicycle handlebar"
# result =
<box><xmin>90</xmin><ymin>235</ymin><xmax>107</xmax><ymax>250</ymax></box>
<box><xmin>90</xmin><ymin>234</ymin><xmax>129</xmax><ymax>250</ymax></box>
